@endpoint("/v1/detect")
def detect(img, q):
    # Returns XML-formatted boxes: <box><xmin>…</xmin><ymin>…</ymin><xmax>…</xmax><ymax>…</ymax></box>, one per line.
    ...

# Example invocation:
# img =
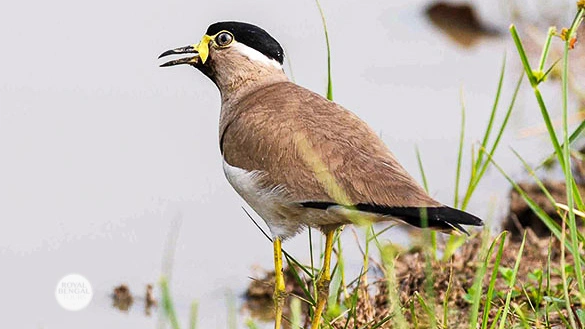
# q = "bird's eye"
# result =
<box><xmin>215</xmin><ymin>32</ymin><xmax>233</xmax><ymax>47</ymax></box>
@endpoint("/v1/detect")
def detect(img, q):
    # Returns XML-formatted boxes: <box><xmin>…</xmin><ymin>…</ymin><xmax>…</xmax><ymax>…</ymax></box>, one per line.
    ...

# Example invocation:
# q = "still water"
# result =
<box><xmin>0</xmin><ymin>0</ymin><xmax>577</xmax><ymax>327</ymax></box>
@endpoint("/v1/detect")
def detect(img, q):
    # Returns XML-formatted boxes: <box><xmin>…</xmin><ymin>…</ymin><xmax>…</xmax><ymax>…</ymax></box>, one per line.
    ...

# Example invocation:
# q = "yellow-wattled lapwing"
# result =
<box><xmin>159</xmin><ymin>21</ymin><xmax>483</xmax><ymax>329</ymax></box>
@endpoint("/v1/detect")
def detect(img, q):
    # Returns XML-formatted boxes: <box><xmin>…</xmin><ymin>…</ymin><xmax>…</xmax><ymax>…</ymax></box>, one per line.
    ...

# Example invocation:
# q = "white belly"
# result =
<box><xmin>222</xmin><ymin>160</ymin><xmax>304</xmax><ymax>238</ymax></box>
<box><xmin>221</xmin><ymin>160</ymin><xmax>377</xmax><ymax>238</ymax></box>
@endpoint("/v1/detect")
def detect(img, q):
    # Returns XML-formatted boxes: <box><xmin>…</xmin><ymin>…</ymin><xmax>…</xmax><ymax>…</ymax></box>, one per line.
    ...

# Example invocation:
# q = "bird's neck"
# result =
<box><xmin>212</xmin><ymin>62</ymin><xmax>289</xmax><ymax>105</ymax></box>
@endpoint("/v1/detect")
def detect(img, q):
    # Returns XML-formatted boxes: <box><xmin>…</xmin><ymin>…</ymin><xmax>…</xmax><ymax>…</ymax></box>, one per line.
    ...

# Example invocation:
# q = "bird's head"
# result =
<box><xmin>159</xmin><ymin>21</ymin><xmax>286</xmax><ymax>97</ymax></box>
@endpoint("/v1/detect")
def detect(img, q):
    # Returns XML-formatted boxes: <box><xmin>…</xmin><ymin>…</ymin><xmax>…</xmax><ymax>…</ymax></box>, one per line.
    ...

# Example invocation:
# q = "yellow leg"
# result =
<box><xmin>311</xmin><ymin>230</ymin><xmax>335</xmax><ymax>329</ymax></box>
<box><xmin>273</xmin><ymin>237</ymin><xmax>286</xmax><ymax>329</ymax></box>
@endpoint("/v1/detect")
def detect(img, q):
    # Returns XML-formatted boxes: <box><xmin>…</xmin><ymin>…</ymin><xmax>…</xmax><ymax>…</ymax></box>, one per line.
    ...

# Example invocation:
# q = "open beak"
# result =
<box><xmin>158</xmin><ymin>45</ymin><xmax>200</xmax><ymax>67</ymax></box>
<box><xmin>159</xmin><ymin>35</ymin><xmax>213</xmax><ymax>67</ymax></box>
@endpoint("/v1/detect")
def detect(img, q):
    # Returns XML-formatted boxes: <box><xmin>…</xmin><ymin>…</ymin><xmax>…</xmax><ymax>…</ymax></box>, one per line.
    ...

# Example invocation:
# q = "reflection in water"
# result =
<box><xmin>425</xmin><ymin>2</ymin><xmax>501</xmax><ymax>48</ymax></box>
<box><xmin>243</xmin><ymin>267</ymin><xmax>309</xmax><ymax>327</ymax></box>
<box><xmin>112</xmin><ymin>284</ymin><xmax>133</xmax><ymax>312</ymax></box>
<box><xmin>145</xmin><ymin>284</ymin><xmax>158</xmax><ymax>316</ymax></box>
<box><xmin>112</xmin><ymin>283</ymin><xmax>158</xmax><ymax>316</ymax></box>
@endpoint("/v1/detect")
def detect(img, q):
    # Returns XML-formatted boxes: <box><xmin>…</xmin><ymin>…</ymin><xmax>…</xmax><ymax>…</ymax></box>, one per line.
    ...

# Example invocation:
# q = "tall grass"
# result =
<box><xmin>509</xmin><ymin>6</ymin><xmax>585</xmax><ymax>320</ymax></box>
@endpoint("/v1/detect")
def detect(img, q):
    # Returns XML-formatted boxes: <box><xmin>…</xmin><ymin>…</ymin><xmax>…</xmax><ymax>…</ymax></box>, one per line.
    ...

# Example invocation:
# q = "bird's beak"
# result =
<box><xmin>158</xmin><ymin>35</ymin><xmax>213</xmax><ymax>67</ymax></box>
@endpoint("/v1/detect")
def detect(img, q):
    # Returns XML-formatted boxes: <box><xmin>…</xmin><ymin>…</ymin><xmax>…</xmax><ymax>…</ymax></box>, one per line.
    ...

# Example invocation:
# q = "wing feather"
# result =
<box><xmin>220</xmin><ymin>82</ymin><xmax>441</xmax><ymax>209</ymax></box>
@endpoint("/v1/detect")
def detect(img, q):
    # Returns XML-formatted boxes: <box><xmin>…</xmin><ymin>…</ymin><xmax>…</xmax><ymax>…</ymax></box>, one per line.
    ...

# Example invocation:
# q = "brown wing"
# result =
<box><xmin>219</xmin><ymin>81</ymin><xmax>441</xmax><ymax>208</ymax></box>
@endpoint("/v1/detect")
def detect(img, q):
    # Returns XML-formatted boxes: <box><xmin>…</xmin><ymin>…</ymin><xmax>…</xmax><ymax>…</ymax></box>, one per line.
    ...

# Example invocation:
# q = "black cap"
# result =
<box><xmin>207</xmin><ymin>21</ymin><xmax>285</xmax><ymax>64</ymax></box>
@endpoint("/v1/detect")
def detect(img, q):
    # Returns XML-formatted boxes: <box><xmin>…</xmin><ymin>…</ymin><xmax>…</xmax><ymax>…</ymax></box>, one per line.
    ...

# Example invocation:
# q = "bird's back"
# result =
<box><xmin>220</xmin><ymin>81</ymin><xmax>441</xmax><ymax>209</ymax></box>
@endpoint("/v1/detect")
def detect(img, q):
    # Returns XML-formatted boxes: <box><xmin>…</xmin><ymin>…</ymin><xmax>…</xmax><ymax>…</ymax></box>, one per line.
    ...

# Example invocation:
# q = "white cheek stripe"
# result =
<box><xmin>232</xmin><ymin>42</ymin><xmax>282</xmax><ymax>70</ymax></box>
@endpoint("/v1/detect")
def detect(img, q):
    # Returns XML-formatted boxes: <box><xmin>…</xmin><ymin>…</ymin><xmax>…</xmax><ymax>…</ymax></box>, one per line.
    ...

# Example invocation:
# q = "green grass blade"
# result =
<box><xmin>328</xmin><ymin>258</ymin><xmax>344</xmax><ymax>316</ymax></box>
<box><xmin>570</xmin><ymin>178</ymin><xmax>585</xmax><ymax>213</ymax></box>
<box><xmin>512</xmin><ymin>303</ymin><xmax>531</xmax><ymax>329</ymax></box>
<box><xmin>454</xmin><ymin>89</ymin><xmax>466</xmax><ymax>208</ymax></box>
<box><xmin>415</xmin><ymin>146</ymin><xmax>430</xmax><ymax>193</ymax></box>
<box><xmin>462</xmin><ymin>57</ymin><xmax>506</xmax><ymax>210</ymax></box>
<box><xmin>415</xmin><ymin>147</ymin><xmax>437</xmax><ymax>257</ymax></box>
<box><xmin>553</xmin><ymin>303</ymin><xmax>572</xmax><ymax>328</ymax></box>
<box><xmin>479</xmin><ymin>72</ymin><xmax>523</xmax><ymax>173</ymax></box>
<box><xmin>362</xmin><ymin>315</ymin><xmax>393</xmax><ymax>329</ymax></box>
<box><xmin>189</xmin><ymin>301</ymin><xmax>198</xmax><ymax>329</ymax></box>
<box><xmin>315</xmin><ymin>0</ymin><xmax>332</xmax><ymax>101</ymax></box>
<box><xmin>378</xmin><ymin>243</ymin><xmax>409</xmax><ymax>329</ymax></box>
<box><xmin>285</xmin><ymin>248</ymin><xmax>315</xmax><ymax>277</ymax></box>
<box><xmin>410</xmin><ymin>299</ymin><xmax>419</xmax><ymax>329</ymax></box>
<box><xmin>481</xmin><ymin>231</ymin><xmax>508</xmax><ymax>329</ymax></box>
<box><xmin>537</xmin><ymin>27</ymin><xmax>556</xmax><ymax>72</ymax></box>
<box><xmin>343</xmin><ymin>267</ymin><xmax>364</xmax><ymax>329</ymax></box>
<box><xmin>283</xmin><ymin>253</ymin><xmax>316</xmax><ymax>305</ymax></box>
<box><xmin>511</xmin><ymin>148</ymin><xmax>558</xmax><ymax>205</ymax></box>
<box><xmin>475</xmin><ymin>55</ymin><xmax>506</xmax><ymax>172</ymax></box>
<box><xmin>245</xmin><ymin>319</ymin><xmax>260</xmax><ymax>329</ymax></box>
<box><xmin>539</xmin><ymin>118</ymin><xmax>585</xmax><ymax>169</ymax></box>
<box><xmin>544</xmin><ymin>236</ymin><xmax>553</xmax><ymax>328</ymax></box>
<box><xmin>488</xmin><ymin>308</ymin><xmax>503</xmax><ymax>329</ymax></box>
<box><xmin>560</xmin><ymin>207</ymin><xmax>578</xmax><ymax>329</ymax></box>
<box><xmin>422</xmin><ymin>237</ymin><xmax>437</xmax><ymax>329</ymax></box>
<box><xmin>160</xmin><ymin>276</ymin><xmax>181</xmax><ymax>329</ymax></box>
<box><xmin>497</xmin><ymin>231</ymin><xmax>527</xmax><ymax>329</ymax></box>
<box><xmin>510</xmin><ymin>24</ymin><xmax>565</xmax><ymax>171</ymax></box>
<box><xmin>509</xmin><ymin>25</ymin><xmax>537</xmax><ymax>86</ymax></box>
<box><xmin>308</xmin><ymin>227</ymin><xmax>316</xmax><ymax>279</ymax></box>
<box><xmin>414</xmin><ymin>291</ymin><xmax>437</xmax><ymax>328</ymax></box>
<box><xmin>462</xmin><ymin>66</ymin><xmax>521</xmax><ymax>211</ymax></box>
<box><xmin>363</xmin><ymin>224</ymin><xmax>372</xmax><ymax>287</ymax></box>
<box><xmin>442</xmin><ymin>235</ymin><xmax>467</xmax><ymax>262</ymax></box>
<box><xmin>561</xmin><ymin>8</ymin><xmax>585</xmax><ymax>302</ymax></box>
<box><xmin>534</xmin><ymin>87</ymin><xmax>565</xmax><ymax>169</ymax></box>
<box><xmin>468</xmin><ymin>229</ymin><xmax>499</xmax><ymax>328</ymax></box>
<box><xmin>443</xmin><ymin>260</ymin><xmax>454</xmax><ymax>327</ymax></box>
<box><xmin>369</xmin><ymin>224</ymin><xmax>397</xmax><ymax>242</ymax></box>
<box><xmin>336</xmin><ymin>232</ymin><xmax>349</xmax><ymax>300</ymax></box>
<box><xmin>290</xmin><ymin>297</ymin><xmax>302</xmax><ymax>329</ymax></box>
<box><xmin>542</xmin><ymin>58</ymin><xmax>561</xmax><ymax>82</ymax></box>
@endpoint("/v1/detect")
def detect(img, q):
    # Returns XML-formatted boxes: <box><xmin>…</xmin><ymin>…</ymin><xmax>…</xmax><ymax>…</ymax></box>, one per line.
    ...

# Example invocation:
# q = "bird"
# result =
<box><xmin>159</xmin><ymin>21</ymin><xmax>483</xmax><ymax>329</ymax></box>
